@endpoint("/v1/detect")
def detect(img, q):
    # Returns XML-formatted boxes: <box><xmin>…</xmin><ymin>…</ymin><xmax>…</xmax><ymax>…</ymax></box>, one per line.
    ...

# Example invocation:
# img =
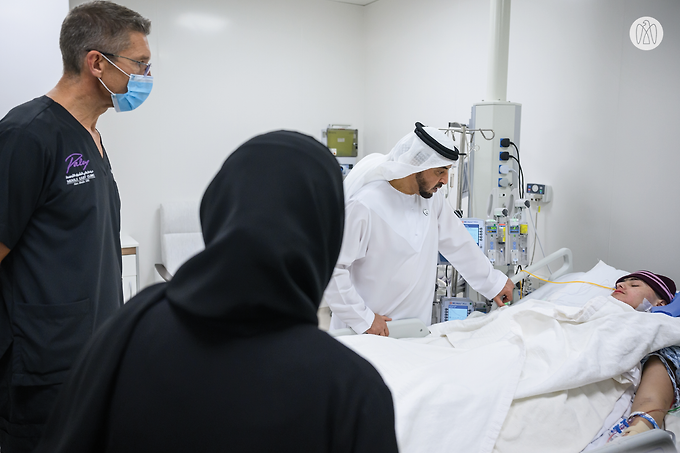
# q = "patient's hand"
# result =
<box><xmin>365</xmin><ymin>314</ymin><xmax>392</xmax><ymax>336</ymax></box>
<box><xmin>622</xmin><ymin>421</ymin><xmax>652</xmax><ymax>437</ymax></box>
<box><xmin>492</xmin><ymin>278</ymin><xmax>515</xmax><ymax>307</ymax></box>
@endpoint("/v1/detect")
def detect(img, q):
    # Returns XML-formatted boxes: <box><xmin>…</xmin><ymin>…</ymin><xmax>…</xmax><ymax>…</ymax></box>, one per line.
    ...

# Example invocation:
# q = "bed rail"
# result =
<box><xmin>511</xmin><ymin>247</ymin><xmax>573</xmax><ymax>285</ymax></box>
<box><xmin>328</xmin><ymin>318</ymin><xmax>429</xmax><ymax>339</ymax></box>
<box><xmin>587</xmin><ymin>428</ymin><xmax>677</xmax><ymax>452</ymax></box>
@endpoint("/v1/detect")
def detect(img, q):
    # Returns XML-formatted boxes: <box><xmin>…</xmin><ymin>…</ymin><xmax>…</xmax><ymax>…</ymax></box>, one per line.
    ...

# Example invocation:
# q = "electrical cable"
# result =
<box><xmin>508</xmin><ymin>155</ymin><xmax>524</xmax><ymax>198</ymax></box>
<box><xmin>509</xmin><ymin>142</ymin><xmax>524</xmax><ymax>198</ymax></box>
<box><xmin>510</xmin><ymin>142</ymin><xmax>520</xmax><ymax>162</ymax></box>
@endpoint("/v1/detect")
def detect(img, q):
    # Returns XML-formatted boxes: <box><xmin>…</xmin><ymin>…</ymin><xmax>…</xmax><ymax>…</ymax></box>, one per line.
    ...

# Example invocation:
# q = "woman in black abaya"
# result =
<box><xmin>36</xmin><ymin>131</ymin><xmax>399</xmax><ymax>453</ymax></box>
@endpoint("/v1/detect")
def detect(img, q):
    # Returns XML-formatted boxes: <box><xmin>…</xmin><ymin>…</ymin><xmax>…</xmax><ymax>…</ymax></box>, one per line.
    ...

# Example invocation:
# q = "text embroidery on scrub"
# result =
<box><xmin>65</xmin><ymin>153</ymin><xmax>89</xmax><ymax>174</ymax></box>
<box><xmin>66</xmin><ymin>170</ymin><xmax>96</xmax><ymax>186</ymax></box>
<box><xmin>65</xmin><ymin>153</ymin><xmax>95</xmax><ymax>186</ymax></box>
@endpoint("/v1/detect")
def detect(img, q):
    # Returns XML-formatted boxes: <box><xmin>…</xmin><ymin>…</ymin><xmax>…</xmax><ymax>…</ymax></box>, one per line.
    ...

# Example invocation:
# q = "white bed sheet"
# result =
<box><xmin>339</xmin><ymin>333</ymin><xmax>523</xmax><ymax>453</ymax></box>
<box><xmin>337</xmin><ymin>261</ymin><xmax>680</xmax><ymax>453</ymax></box>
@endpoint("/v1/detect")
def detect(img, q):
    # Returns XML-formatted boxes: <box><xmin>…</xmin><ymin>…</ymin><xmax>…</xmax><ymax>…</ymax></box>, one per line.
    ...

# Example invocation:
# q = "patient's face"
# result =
<box><xmin>611</xmin><ymin>278</ymin><xmax>661</xmax><ymax>308</ymax></box>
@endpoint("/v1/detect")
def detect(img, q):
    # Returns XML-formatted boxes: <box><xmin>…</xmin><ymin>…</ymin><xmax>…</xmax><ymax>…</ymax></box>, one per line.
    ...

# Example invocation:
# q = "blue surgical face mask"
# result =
<box><xmin>98</xmin><ymin>55</ymin><xmax>153</xmax><ymax>112</ymax></box>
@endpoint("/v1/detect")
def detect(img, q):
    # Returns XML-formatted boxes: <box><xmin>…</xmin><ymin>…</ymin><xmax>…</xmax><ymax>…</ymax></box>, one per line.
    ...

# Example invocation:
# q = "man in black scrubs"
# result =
<box><xmin>0</xmin><ymin>2</ymin><xmax>152</xmax><ymax>452</ymax></box>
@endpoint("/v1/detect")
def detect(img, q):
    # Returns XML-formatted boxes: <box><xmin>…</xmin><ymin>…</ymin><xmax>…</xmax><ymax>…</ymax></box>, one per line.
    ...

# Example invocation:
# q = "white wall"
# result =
<box><xmin>364</xmin><ymin>0</ymin><xmax>680</xmax><ymax>283</ymax></box>
<box><xmin>0</xmin><ymin>0</ymin><xmax>68</xmax><ymax>117</ymax></box>
<box><xmin>363</xmin><ymin>0</ymin><xmax>491</xmax><ymax>154</ymax></box>
<box><xmin>70</xmin><ymin>0</ymin><xmax>367</xmax><ymax>288</ymax></box>
<box><xmin>509</xmin><ymin>0</ymin><xmax>680</xmax><ymax>278</ymax></box>
<box><xmin>8</xmin><ymin>0</ymin><xmax>678</xmax><ymax>288</ymax></box>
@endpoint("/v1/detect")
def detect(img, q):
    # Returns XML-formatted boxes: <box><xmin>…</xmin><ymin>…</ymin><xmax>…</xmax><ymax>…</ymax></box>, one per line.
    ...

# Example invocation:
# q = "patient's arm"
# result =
<box><xmin>628</xmin><ymin>356</ymin><xmax>674</xmax><ymax>431</ymax></box>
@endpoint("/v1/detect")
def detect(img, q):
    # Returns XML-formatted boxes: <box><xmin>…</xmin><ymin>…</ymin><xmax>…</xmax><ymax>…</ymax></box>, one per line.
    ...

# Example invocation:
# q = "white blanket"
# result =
<box><xmin>338</xmin><ymin>295</ymin><xmax>680</xmax><ymax>453</ymax></box>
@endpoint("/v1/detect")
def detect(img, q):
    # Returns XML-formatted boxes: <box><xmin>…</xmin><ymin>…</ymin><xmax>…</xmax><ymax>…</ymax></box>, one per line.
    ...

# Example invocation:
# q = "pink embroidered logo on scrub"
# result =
<box><xmin>65</xmin><ymin>153</ymin><xmax>96</xmax><ymax>186</ymax></box>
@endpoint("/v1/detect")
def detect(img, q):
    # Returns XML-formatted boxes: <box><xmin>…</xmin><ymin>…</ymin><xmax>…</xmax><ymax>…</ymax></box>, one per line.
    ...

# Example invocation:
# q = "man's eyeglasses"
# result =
<box><xmin>90</xmin><ymin>50</ymin><xmax>152</xmax><ymax>76</ymax></box>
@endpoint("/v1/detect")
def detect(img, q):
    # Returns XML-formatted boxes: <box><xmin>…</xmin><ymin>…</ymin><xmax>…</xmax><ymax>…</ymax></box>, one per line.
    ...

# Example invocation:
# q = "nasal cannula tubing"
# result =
<box><xmin>520</xmin><ymin>269</ymin><xmax>615</xmax><ymax>291</ymax></box>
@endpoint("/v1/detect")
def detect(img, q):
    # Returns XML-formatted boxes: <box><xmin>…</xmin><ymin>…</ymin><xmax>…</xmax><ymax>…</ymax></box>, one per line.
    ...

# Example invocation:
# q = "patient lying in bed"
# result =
<box><xmin>337</xmin><ymin>262</ymin><xmax>680</xmax><ymax>453</ymax></box>
<box><xmin>596</xmin><ymin>271</ymin><xmax>678</xmax><ymax>445</ymax></box>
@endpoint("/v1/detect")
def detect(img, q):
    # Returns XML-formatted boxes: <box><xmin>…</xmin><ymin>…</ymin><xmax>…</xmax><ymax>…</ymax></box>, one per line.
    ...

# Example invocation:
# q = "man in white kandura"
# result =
<box><xmin>324</xmin><ymin>122</ymin><xmax>514</xmax><ymax>336</ymax></box>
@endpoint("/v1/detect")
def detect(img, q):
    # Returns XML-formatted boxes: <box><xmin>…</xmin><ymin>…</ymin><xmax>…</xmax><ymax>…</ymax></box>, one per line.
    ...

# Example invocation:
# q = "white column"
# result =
<box><xmin>486</xmin><ymin>0</ymin><xmax>512</xmax><ymax>102</ymax></box>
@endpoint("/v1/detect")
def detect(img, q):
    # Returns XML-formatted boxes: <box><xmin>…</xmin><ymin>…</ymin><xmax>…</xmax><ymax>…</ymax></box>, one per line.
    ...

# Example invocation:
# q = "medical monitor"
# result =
<box><xmin>461</xmin><ymin>218</ymin><xmax>485</xmax><ymax>250</ymax></box>
<box><xmin>438</xmin><ymin>218</ymin><xmax>485</xmax><ymax>265</ymax></box>
<box><xmin>440</xmin><ymin>297</ymin><xmax>474</xmax><ymax>321</ymax></box>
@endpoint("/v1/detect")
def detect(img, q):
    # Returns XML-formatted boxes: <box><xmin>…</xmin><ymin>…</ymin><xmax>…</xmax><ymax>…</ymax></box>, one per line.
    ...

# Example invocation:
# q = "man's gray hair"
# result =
<box><xmin>60</xmin><ymin>1</ymin><xmax>151</xmax><ymax>76</ymax></box>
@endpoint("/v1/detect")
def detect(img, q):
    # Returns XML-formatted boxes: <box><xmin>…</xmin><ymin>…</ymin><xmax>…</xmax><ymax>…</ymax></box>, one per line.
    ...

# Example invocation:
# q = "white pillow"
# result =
<box><xmin>517</xmin><ymin>260</ymin><xmax>629</xmax><ymax>308</ymax></box>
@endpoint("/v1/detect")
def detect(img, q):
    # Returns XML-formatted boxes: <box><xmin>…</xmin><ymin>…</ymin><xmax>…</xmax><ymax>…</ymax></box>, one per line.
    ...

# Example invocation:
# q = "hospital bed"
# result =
<box><xmin>328</xmin><ymin>247</ymin><xmax>575</xmax><ymax>339</ymax></box>
<box><xmin>329</xmin><ymin>248</ymin><xmax>680</xmax><ymax>453</ymax></box>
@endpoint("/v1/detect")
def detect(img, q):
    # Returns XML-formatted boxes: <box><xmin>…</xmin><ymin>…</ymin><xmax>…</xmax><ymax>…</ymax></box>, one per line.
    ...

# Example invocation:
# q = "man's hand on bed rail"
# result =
<box><xmin>366</xmin><ymin>314</ymin><xmax>392</xmax><ymax>336</ymax></box>
<box><xmin>492</xmin><ymin>279</ymin><xmax>515</xmax><ymax>307</ymax></box>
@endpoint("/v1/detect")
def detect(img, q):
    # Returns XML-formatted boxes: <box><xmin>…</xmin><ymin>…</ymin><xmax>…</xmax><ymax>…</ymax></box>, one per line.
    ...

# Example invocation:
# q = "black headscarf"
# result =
<box><xmin>36</xmin><ymin>131</ymin><xmax>398</xmax><ymax>453</ymax></box>
<box><xmin>166</xmin><ymin>130</ymin><xmax>344</xmax><ymax>328</ymax></box>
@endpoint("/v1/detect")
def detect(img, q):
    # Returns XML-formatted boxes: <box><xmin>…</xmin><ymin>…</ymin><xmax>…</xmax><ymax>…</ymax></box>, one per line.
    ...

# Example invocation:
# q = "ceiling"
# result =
<box><xmin>326</xmin><ymin>0</ymin><xmax>379</xmax><ymax>5</ymax></box>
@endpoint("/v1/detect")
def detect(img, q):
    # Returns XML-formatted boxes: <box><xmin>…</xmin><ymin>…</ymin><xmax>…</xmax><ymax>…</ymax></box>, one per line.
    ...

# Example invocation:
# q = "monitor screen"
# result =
<box><xmin>464</xmin><ymin>224</ymin><xmax>480</xmax><ymax>246</ymax></box>
<box><xmin>446</xmin><ymin>306</ymin><xmax>469</xmax><ymax>321</ymax></box>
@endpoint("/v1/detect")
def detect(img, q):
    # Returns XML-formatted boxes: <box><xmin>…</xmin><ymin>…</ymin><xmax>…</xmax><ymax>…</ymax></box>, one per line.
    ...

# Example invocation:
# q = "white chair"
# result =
<box><xmin>155</xmin><ymin>201</ymin><xmax>205</xmax><ymax>281</ymax></box>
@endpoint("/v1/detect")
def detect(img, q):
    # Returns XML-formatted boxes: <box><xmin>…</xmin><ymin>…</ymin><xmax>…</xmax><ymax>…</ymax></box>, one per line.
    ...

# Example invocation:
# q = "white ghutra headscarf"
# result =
<box><xmin>343</xmin><ymin>125</ymin><xmax>458</xmax><ymax>201</ymax></box>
